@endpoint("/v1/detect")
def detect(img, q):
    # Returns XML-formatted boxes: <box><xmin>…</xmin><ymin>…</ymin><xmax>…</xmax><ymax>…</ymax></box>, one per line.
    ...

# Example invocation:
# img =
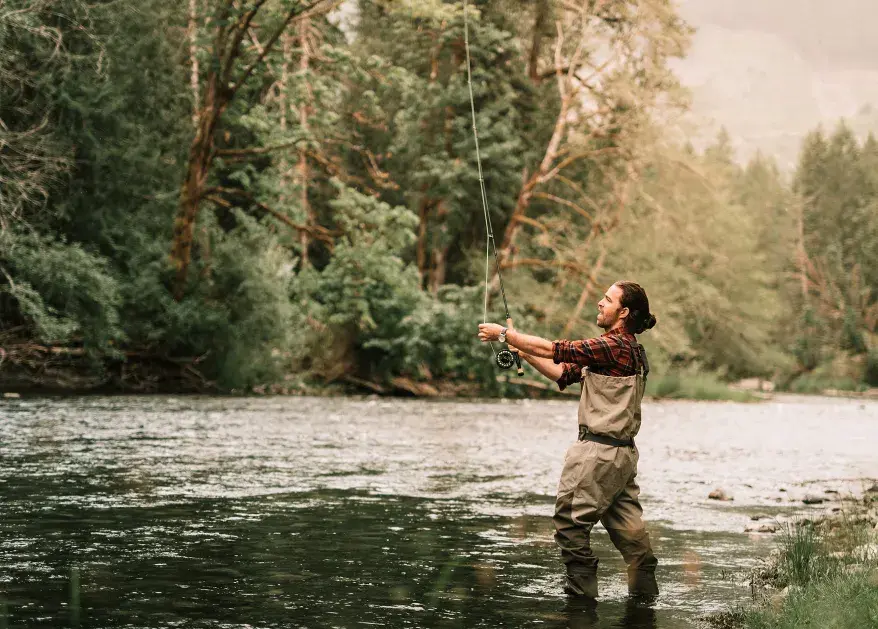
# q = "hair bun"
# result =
<box><xmin>646</xmin><ymin>313</ymin><xmax>657</xmax><ymax>330</ymax></box>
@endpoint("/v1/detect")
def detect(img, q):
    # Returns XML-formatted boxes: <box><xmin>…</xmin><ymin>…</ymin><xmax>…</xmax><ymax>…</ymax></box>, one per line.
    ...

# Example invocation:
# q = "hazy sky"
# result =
<box><xmin>680</xmin><ymin>0</ymin><xmax>878</xmax><ymax>70</ymax></box>
<box><xmin>674</xmin><ymin>0</ymin><xmax>878</xmax><ymax>165</ymax></box>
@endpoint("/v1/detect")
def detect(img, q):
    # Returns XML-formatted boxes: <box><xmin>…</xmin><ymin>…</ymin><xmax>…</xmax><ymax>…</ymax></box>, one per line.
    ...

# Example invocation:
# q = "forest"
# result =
<box><xmin>1</xmin><ymin>0</ymin><xmax>876</xmax><ymax>395</ymax></box>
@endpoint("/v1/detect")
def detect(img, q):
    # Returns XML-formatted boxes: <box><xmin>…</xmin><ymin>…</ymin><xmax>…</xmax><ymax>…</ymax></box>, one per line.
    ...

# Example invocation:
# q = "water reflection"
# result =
<box><xmin>0</xmin><ymin>488</ymin><xmax>757</xmax><ymax>628</ymax></box>
<box><xmin>563</xmin><ymin>597</ymin><xmax>657</xmax><ymax>629</ymax></box>
<box><xmin>1</xmin><ymin>395</ymin><xmax>875</xmax><ymax>627</ymax></box>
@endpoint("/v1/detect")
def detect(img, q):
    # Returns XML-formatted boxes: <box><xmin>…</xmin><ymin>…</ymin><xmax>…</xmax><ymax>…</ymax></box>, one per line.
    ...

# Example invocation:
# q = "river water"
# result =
<box><xmin>1</xmin><ymin>395</ymin><xmax>876</xmax><ymax>628</ymax></box>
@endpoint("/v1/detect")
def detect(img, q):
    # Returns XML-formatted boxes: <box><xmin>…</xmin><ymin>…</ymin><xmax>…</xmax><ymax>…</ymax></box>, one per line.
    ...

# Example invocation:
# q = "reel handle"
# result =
<box><xmin>506</xmin><ymin>317</ymin><xmax>524</xmax><ymax>377</ymax></box>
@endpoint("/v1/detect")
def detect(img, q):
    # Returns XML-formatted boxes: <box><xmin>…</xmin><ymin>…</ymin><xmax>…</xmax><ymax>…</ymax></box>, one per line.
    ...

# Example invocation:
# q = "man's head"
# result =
<box><xmin>596</xmin><ymin>281</ymin><xmax>657</xmax><ymax>334</ymax></box>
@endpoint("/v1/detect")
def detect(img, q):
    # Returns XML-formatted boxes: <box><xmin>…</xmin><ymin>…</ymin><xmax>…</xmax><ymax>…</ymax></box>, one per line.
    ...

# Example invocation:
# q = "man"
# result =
<box><xmin>477</xmin><ymin>281</ymin><xmax>659</xmax><ymax>599</ymax></box>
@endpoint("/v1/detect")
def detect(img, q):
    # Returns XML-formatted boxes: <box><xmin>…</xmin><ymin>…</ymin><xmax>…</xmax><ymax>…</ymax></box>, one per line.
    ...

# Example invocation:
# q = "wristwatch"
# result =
<box><xmin>498</xmin><ymin>327</ymin><xmax>508</xmax><ymax>343</ymax></box>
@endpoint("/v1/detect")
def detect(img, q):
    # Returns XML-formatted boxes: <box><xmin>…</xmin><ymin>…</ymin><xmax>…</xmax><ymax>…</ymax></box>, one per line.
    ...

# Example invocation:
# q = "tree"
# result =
<box><xmin>169</xmin><ymin>0</ymin><xmax>341</xmax><ymax>300</ymax></box>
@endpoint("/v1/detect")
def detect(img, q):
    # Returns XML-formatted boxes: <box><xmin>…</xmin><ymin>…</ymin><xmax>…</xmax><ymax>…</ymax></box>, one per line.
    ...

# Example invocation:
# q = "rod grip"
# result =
<box><xmin>506</xmin><ymin>317</ymin><xmax>525</xmax><ymax>376</ymax></box>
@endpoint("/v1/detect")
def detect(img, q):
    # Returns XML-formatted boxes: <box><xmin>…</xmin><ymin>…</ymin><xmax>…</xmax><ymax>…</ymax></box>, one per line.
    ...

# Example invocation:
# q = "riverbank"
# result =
<box><xmin>4</xmin><ymin>354</ymin><xmax>877</xmax><ymax>402</ymax></box>
<box><xmin>703</xmin><ymin>489</ymin><xmax>878</xmax><ymax>628</ymax></box>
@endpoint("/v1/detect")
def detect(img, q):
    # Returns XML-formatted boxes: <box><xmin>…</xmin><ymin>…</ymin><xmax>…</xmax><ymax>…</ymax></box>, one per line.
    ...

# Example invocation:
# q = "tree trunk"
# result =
<box><xmin>796</xmin><ymin>198</ymin><xmax>809</xmax><ymax>302</ymax></box>
<box><xmin>297</xmin><ymin>17</ymin><xmax>313</xmax><ymax>266</ymax></box>
<box><xmin>428</xmin><ymin>201</ymin><xmax>449</xmax><ymax>294</ymax></box>
<box><xmin>527</xmin><ymin>0</ymin><xmax>549</xmax><ymax>83</ymax></box>
<box><xmin>416</xmin><ymin>193</ymin><xmax>431</xmax><ymax>285</ymax></box>
<box><xmin>429</xmin><ymin>246</ymin><xmax>448</xmax><ymax>295</ymax></box>
<box><xmin>170</xmin><ymin>79</ymin><xmax>223</xmax><ymax>301</ymax></box>
<box><xmin>188</xmin><ymin>0</ymin><xmax>200</xmax><ymax>126</ymax></box>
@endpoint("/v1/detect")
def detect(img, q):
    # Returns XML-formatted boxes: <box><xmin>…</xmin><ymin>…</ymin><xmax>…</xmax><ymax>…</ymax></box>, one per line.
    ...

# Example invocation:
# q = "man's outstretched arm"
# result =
<box><xmin>477</xmin><ymin>323</ymin><xmax>554</xmax><ymax>358</ymax></box>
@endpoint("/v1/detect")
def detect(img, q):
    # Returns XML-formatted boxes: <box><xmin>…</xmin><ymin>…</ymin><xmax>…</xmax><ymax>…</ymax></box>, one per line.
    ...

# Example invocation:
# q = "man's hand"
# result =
<box><xmin>478</xmin><ymin>323</ymin><xmax>505</xmax><ymax>342</ymax></box>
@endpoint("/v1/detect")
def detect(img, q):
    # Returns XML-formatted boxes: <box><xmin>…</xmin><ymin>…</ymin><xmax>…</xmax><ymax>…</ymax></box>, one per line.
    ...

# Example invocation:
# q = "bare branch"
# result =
<box><xmin>228</xmin><ymin>0</ymin><xmax>343</xmax><ymax>98</ymax></box>
<box><xmin>532</xmin><ymin>191</ymin><xmax>594</xmax><ymax>221</ymax></box>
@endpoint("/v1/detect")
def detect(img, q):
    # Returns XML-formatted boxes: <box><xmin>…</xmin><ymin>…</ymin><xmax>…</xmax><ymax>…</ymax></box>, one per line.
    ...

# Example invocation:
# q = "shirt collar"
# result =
<box><xmin>601</xmin><ymin>328</ymin><xmax>633</xmax><ymax>339</ymax></box>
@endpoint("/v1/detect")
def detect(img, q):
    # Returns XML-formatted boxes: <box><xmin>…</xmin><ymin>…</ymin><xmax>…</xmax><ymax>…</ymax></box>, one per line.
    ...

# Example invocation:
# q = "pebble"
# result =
<box><xmin>802</xmin><ymin>495</ymin><xmax>827</xmax><ymax>505</ymax></box>
<box><xmin>709</xmin><ymin>488</ymin><xmax>733</xmax><ymax>501</ymax></box>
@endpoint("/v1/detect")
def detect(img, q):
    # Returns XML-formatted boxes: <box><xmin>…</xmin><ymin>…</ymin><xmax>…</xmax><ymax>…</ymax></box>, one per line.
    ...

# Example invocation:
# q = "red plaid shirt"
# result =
<box><xmin>553</xmin><ymin>330</ymin><xmax>640</xmax><ymax>391</ymax></box>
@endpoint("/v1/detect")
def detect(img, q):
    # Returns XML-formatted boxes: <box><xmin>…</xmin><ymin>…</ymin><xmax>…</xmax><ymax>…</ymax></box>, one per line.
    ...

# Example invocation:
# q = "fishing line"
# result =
<box><xmin>463</xmin><ymin>0</ymin><xmax>520</xmax><ymax>374</ymax></box>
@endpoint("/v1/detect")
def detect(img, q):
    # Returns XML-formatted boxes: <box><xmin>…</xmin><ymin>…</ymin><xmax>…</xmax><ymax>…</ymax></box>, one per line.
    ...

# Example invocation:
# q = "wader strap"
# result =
<box><xmin>578</xmin><ymin>425</ymin><xmax>634</xmax><ymax>448</ymax></box>
<box><xmin>633</xmin><ymin>342</ymin><xmax>650</xmax><ymax>380</ymax></box>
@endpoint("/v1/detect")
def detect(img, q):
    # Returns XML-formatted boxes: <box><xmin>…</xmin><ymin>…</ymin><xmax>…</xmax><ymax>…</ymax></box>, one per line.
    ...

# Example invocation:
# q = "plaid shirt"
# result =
<box><xmin>553</xmin><ymin>330</ymin><xmax>640</xmax><ymax>391</ymax></box>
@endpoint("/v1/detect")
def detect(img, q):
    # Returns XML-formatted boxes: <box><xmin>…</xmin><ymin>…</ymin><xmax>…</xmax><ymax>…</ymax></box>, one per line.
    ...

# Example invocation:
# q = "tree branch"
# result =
<box><xmin>228</xmin><ymin>0</ymin><xmax>342</xmax><ymax>99</ymax></box>
<box><xmin>204</xmin><ymin>189</ymin><xmax>337</xmax><ymax>245</ymax></box>
<box><xmin>532</xmin><ymin>191</ymin><xmax>594</xmax><ymax>221</ymax></box>
<box><xmin>214</xmin><ymin>138</ymin><xmax>306</xmax><ymax>158</ymax></box>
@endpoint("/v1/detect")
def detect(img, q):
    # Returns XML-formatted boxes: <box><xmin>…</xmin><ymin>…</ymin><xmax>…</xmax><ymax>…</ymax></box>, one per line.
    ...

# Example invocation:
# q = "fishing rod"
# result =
<box><xmin>463</xmin><ymin>0</ymin><xmax>523</xmax><ymax>377</ymax></box>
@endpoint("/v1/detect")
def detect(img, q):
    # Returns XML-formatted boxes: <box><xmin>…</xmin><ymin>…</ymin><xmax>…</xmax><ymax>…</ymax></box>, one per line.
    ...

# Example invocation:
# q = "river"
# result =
<box><xmin>1</xmin><ymin>395</ymin><xmax>876</xmax><ymax>628</ymax></box>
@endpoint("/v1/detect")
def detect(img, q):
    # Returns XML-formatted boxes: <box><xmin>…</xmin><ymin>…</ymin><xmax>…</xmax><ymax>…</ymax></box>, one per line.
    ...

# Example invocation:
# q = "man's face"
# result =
<box><xmin>596</xmin><ymin>284</ymin><xmax>628</xmax><ymax>331</ymax></box>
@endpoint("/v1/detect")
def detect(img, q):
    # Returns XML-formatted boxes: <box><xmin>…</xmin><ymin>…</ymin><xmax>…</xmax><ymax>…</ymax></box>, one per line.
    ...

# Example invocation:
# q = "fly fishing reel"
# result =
<box><xmin>496</xmin><ymin>349</ymin><xmax>515</xmax><ymax>370</ymax></box>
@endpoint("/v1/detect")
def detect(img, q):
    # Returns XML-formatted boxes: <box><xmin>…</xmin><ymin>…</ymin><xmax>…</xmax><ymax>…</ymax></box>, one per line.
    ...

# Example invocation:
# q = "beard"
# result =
<box><xmin>597</xmin><ymin>311</ymin><xmax>617</xmax><ymax>330</ymax></box>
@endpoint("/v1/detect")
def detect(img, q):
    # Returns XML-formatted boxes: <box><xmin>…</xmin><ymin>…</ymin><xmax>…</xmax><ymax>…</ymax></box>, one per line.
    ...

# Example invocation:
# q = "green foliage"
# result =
<box><xmin>294</xmin><ymin>183</ymin><xmax>424</xmax><ymax>380</ymax></box>
<box><xmin>2</xmin><ymin>0</ymin><xmax>876</xmax><ymax>395</ymax></box>
<box><xmin>403</xmin><ymin>285</ymin><xmax>506</xmax><ymax>388</ymax></box>
<box><xmin>777</xmin><ymin>523</ymin><xmax>825</xmax><ymax>587</ymax></box>
<box><xmin>611</xmin><ymin>135</ymin><xmax>790</xmax><ymax>380</ymax></box>
<box><xmin>745</xmin><ymin>568</ymin><xmax>878</xmax><ymax>629</ymax></box>
<box><xmin>787</xmin><ymin>373</ymin><xmax>866</xmax><ymax>394</ymax></box>
<box><xmin>866</xmin><ymin>351</ymin><xmax>878</xmax><ymax>388</ymax></box>
<box><xmin>792</xmin><ymin>309</ymin><xmax>824</xmax><ymax>371</ymax></box>
<box><xmin>0</xmin><ymin>230</ymin><xmax>122</xmax><ymax>355</ymax></box>
<box><xmin>744</xmin><ymin>520</ymin><xmax>878</xmax><ymax>629</ymax></box>
<box><xmin>205</xmin><ymin>220</ymin><xmax>299</xmax><ymax>388</ymax></box>
<box><xmin>646</xmin><ymin>368</ymin><xmax>757</xmax><ymax>402</ymax></box>
<box><xmin>791</xmin><ymin>123</ymin><xmax>878</xmax><ymax>375</ymax></box>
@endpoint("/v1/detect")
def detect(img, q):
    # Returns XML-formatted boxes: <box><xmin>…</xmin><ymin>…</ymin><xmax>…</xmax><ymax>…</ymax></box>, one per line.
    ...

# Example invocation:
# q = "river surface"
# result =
<box><xmin>1</xmin><ymin>395</ymin><xmax>876</xmax><ymax>628</ymax></box>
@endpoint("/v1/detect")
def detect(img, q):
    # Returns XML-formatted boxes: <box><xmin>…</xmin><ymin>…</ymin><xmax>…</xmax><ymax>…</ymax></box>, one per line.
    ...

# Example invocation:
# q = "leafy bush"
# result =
<box><xmin>865</xmin><ymin>350</ymin><xmax>878</xmax><ymax>387</ymax></box>
<box><xmin>0</xmin><ymin>230</ymin><xmax>123</xmax><ymax>355</ymax></box>
<box><xmin>787</xmin><ymin>373</ymin><xmax>866</xmax><ymax>394</ymax></box>
<box><xmin>646</xmin><ymin>368</ymin><xmax>756</xmax><ymax>402</ymax></box>
<box><xmin>293</xmin><ymin>183</ymin><xmax>424</xmax><ymax>381</ymax></box>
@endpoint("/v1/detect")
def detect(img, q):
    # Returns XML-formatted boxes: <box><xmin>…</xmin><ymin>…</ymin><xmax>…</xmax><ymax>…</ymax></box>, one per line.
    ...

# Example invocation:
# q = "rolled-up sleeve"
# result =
<box><xmin>556</xmin><ymin>363</ymin><xmax>583</xmax><ymax>392</ymax></box>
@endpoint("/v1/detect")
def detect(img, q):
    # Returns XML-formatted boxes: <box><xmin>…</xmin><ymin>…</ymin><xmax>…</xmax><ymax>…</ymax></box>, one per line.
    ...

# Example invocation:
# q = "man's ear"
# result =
<box><xmin>619</xmin><ymin>307</ymin><xmax>629</xmax><ymax>321</ymax></box>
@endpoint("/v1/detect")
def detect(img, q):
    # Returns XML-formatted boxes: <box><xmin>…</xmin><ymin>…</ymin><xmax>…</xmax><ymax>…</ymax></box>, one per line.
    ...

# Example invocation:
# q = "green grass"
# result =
<box><xmin>646</xmin><ymin>370</ymin><xmax>757</xmax><ymax>402</ymax></box>
<box><xmin>776</xmin><ymin>523</ymin><xmax>828</xmax><ymax>586</ymax></box>
<box><xmin>787</xmin><ymin>373</ymin><xmax>867</xmax><ymax>394</ymax></box>
<box><xmin>743</xmin><ymin>518</ymin><xmax>878</xmax><ymax>629</ymax></box>
<box><xmin>744</xmin><ymin>568</ymin><xmax>878</xmax><ymax>629</ymax></box>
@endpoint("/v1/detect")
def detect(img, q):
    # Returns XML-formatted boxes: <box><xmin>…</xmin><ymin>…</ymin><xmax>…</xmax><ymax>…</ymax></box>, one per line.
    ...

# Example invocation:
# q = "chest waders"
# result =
<box><xmin>553</xmin><ymin>341</ymin><xmax>659</xmax><ymax>599</ymax></box>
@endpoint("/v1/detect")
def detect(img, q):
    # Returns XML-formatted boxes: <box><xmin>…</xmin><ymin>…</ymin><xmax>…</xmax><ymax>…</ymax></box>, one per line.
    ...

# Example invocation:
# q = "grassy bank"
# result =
<box><xmin>646</xmin><ymin>370</ymin><xmax>759</xmax><ymax>402</ymax></box>
<box><xmin>707</xmin><ymin>495</ymin><xmax>878</xmax><ymax>628</ymax></box>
